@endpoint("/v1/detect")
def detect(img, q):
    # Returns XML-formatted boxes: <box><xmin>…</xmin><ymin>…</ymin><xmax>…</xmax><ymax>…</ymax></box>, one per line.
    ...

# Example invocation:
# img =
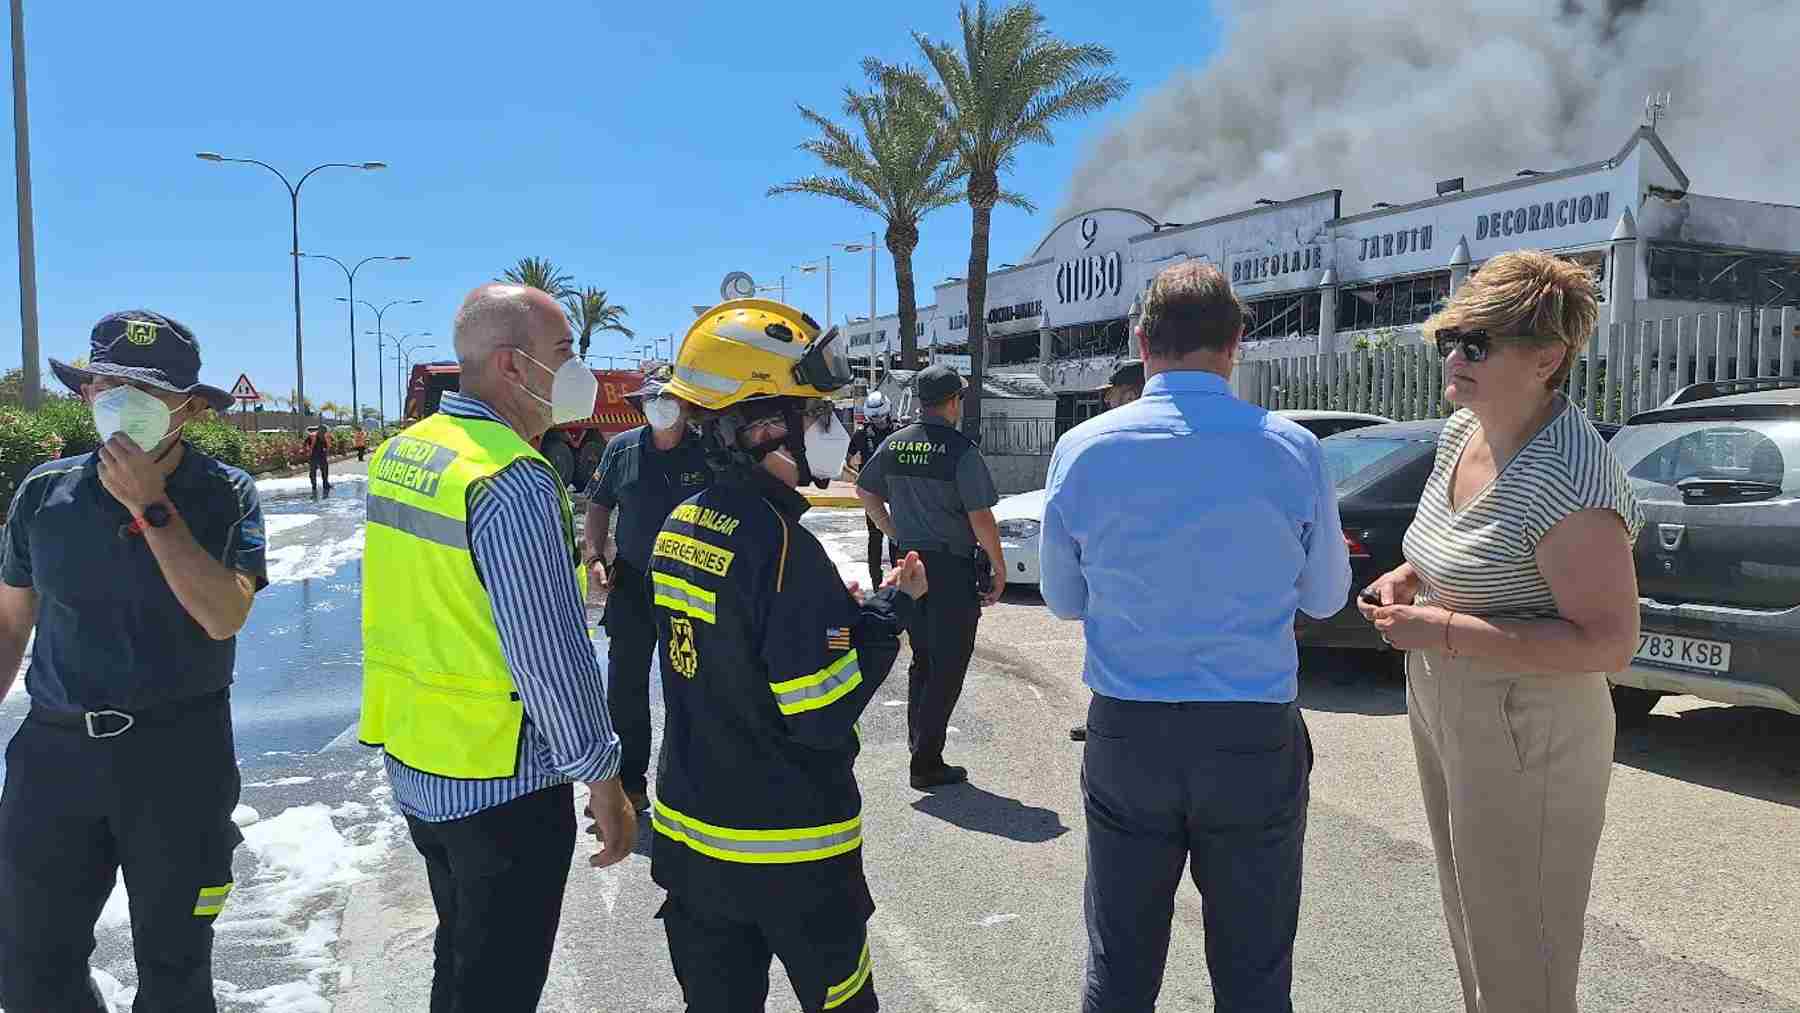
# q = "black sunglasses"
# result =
<box><xmin>1434</xmin><ymin>327</ymin><xmax>1501</xmax><ymax>363</ymax></box>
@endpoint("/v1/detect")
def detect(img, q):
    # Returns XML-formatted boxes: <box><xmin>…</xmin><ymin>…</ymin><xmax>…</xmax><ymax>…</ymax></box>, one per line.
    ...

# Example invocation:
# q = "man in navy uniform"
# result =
<box><xmin>0</xmin><ymin>311</ymin><xmax>269</xmax><ymax>1011</ymax></box>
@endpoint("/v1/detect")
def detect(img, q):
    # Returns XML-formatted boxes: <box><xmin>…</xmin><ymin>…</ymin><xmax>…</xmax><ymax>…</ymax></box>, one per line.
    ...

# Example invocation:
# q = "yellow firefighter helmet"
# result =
<box><xmin>665</xmin><ymin>299</ymin><xmax>853</xmax><ymax>411</ymax></box>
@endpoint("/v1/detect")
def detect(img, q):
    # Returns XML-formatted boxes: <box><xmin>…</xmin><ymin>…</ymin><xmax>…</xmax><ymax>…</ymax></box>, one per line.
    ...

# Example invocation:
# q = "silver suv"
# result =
<box><xmin>1606</xmin><ymin>378</ymin><xmax>1800</xmax><ymax>724</ymax></box>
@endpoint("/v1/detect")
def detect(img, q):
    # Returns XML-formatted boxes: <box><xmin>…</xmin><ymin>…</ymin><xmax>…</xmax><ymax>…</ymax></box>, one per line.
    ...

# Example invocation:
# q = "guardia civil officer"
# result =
<box><xmin>582</xmin><ymin>364</ymin><xmax>712</xmax><ymax>812</ymax></box>
<box><xmin>0</xmin><ymin>311</ymin><xmax>268</xmax><ymax>1011</ymax></box>
<box><xmin>646</xmin><ymin>299</ymin><xmax>926</xmax><ymax>1012</ymax></box>
<box><xmin>845</xmin><ymin>390</ymin><xmax>900</xmax><ymax>589</ymax></box>
<box><xmin>856</xmin><ymin>364</ymin><xmax>1001</xmax><ymax>790</ymax></box>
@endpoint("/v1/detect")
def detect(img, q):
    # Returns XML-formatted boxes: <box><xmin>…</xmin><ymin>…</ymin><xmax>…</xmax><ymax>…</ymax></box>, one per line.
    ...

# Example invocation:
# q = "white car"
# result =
<box><xmin>988</xmin><ymin>412</ymin><xmax>1389</xmax><ymax>590</ymax></box>
<box><xmin>993</xmin><ymin>488</ymin><xmax>1047</xmax><ymax>586</ymax></box>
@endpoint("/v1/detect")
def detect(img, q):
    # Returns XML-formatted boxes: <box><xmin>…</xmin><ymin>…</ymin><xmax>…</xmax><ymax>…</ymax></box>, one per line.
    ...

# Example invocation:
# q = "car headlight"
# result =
<box><xmin>997</xmin><ymin>518</ymin><xmax>1040</xmax><ymax>540</ymax></box>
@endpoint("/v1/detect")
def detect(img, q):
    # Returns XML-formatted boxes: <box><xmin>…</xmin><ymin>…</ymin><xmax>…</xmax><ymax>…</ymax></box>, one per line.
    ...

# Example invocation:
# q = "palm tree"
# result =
<box><xmin>499</xmin><ymin>257</ymin><xmax>575</xmax><ymax>299</ymax></box>
<box><xmin>563</xmin><ymin>287</ymin><xmax>636</xmax><ymax>359</ymax></box>
<box><xmin>906</xmin><ymin>1</ymin><xmax>1125</xmax><ymax>433</ymax></box>
<box><xmin>769</xmin><ymin>61</ymin><xmax>966</xmax><ymax>371</ymax></box>
<box><xmin>319</xmin><ymin>400</ymin><xmax>346</xmax><ymax>423</ymax></box>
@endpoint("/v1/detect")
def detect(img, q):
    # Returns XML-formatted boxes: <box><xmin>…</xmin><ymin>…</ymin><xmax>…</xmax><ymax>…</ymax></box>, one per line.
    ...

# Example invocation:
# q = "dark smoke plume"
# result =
<box><xmin>1061</xmin><ymin>0</ymin><xmax>1800</xmax><ymax>222</ymax></box>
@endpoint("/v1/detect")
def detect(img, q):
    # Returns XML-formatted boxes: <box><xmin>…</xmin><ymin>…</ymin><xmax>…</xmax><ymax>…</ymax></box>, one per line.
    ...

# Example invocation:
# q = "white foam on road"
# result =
<box><xmin>58</xmin><ymin>764</ymin><xmax>401</xmax><ymax>1013</ymax></box>
<box><xmin>264</xmin><ymin>530</ymin><xmax>365</xmax><ymax>585</ymax></box>
<box><xmin>246</xmin><ymin>776</ymin><xmax>315</xmax><ymax>788</ymax></box>
<box><xmin>264</xmin><ymin>514</ymin><xmax>319</xmax><ymax>540</ymax></box>
<box><xmin>255</xmin><ymin>474</ymin><xmax>368</xmax><ymax>500</ymax></box>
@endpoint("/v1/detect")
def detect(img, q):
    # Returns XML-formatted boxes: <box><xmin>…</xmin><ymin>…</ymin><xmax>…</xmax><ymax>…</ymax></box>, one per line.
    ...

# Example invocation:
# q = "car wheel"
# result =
<box><xmin>1610</xmin><ymin>684</ymin><xmax>1662</xmax><ymax>728</ymax></box>
<box><xmin>542</xmin><ymin>434</ymin><xmax>577</xmax><ymax>489</ymax></box>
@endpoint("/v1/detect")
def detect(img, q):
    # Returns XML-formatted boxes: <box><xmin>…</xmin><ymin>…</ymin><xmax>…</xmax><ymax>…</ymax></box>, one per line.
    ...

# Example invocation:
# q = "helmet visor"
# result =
<box><xmin>793</xmin><ymin>326</ymin><xmax>853</xmax><ymax>393</ymax></box>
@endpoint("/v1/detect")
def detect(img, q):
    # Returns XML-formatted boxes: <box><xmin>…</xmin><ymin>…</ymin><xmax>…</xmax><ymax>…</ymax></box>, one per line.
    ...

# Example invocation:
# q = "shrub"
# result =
<box><xmin>34</xmin><ymin>397</ymin><xmax>100</xmax><ymax>457</ymax></box>
<box><xmin>185</xmin><ymin>416</ymin><xmax>247</xmax><ymax>469</ymax></box>
<box><xmin>0</xmin><ymin>408</ymin><xmax>65</xmax><ymax>517</ymax></box>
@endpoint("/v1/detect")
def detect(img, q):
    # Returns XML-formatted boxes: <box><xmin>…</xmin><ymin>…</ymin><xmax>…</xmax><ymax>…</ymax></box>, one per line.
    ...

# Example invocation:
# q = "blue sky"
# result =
<box><xmin>0</xmin><ymin>1</ymin><xmax>1221</xmax><ymax>416</ymax></box>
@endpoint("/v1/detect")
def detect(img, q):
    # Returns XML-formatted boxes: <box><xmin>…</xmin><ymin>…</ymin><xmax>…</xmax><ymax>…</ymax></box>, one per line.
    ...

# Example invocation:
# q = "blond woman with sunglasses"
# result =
<box><xmin>1358</xmin><ymin>250</ymin><xmax>1643</xmax><ymax>1013</ymax></box>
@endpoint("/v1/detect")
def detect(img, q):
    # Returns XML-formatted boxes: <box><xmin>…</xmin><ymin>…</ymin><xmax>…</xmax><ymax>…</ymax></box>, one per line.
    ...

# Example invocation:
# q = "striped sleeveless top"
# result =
<box><xmin>1402</xmin><ymin>399</ymin><xmax>1643</xmax><ymax>619</ymax></box>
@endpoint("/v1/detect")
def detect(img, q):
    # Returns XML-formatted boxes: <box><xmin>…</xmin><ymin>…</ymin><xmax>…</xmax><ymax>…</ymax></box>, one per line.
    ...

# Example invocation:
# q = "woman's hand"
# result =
<box><xmin>1368</xmin><ymin>604</ymin><xmax>1451</xmax><ymax>652</ymax></box>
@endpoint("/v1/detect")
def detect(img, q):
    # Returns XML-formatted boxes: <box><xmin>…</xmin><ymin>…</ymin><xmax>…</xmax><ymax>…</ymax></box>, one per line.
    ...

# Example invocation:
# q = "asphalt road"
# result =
<box><xmin>336</xmin><ymin>513</ymin><xmax>1800</xmax><ymax>1013</ymax></box>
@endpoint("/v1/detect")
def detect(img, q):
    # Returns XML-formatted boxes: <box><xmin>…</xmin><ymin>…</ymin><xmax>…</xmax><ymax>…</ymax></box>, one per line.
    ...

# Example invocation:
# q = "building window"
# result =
<box><xmin>1337</xmin><ymin>271</ymin><xmax>1451</xmax><ymax>331</ymax></box>
<box><xmin>1050</xmin><ymin>318</ymin><xmax>1128</xmax><ymax>360</ymax></box>
<box><xmin>1560</xmin><ymin>251</ymin><xmax>1608</xmax><ymax>303</ymax></box>
<box><xmin>1244</xmin><ymin>292</ymin><xmax>1319</xmax><ymax>340</ymax></box>
<box><xmin>1648</xmin><ymin>244</ymin><xmax>1800</xmax><ymax>308</ymax></box>
<box><xmin>991</xmin><ymin>331</ymin><xmax>1039</xmax><ymax>367</ymax></box>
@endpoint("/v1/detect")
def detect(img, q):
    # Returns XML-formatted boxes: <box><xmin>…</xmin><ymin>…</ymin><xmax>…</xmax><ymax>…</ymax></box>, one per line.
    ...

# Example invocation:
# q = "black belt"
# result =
<box><xmin>29</xmin><ymin>689</ymin><xmax>230</xmax><ymax>739</ymax></box>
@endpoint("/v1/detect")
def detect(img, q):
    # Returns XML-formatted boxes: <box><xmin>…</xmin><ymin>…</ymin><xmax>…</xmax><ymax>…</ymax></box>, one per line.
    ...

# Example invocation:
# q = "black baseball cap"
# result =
<box><xmin>1107</xmin><ymin>358</ymin><xmax>1144</xmax><ymax>389</ymax></box>
<box><xmin>914</xmin><ymin>364</ymin><xmax>967</xmax><ymax>405</ymax></box>
<box><xmin>50</xmin><ymin>310</ymin><xmax>234</xmax><ymax>411</ymax></box>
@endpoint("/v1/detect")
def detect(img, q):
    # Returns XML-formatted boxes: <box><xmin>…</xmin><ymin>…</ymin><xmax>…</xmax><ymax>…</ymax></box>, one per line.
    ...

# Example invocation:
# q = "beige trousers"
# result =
<box><xmin>1407</xmin><ymin>649</ymin><xmax>1615</xmax><ymax>1013</ymax></box>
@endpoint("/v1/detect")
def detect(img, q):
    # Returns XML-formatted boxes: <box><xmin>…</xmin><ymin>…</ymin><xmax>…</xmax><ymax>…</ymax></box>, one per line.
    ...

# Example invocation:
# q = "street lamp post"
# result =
<box><xmin>794</xmin><ymin>256</ymin><xmax>831</xmax><ymax>330</ymax></box>
<box><xmin>754</xmin><ymin>275</ymin><xmax>787</xmax><ymax>303</ymax></box>
<box><xmin>346</xmin><ymin>297</ymin><xmax>422</xmax><ymax>426</ymax></box>
<box><xmin>305</xmin><ymin>254</ymin><xmax>410</xmax><ymax>425</ymax></box>
<box><xmin>391</xmin><ymin>333</ymin><xmax>434</xmax><ymax>420</ymax></box>
<box><xmin>10</xmin><ymin>0</ymin><xmax>40</xmax><ymax>409</ymax></box>
<box><xmin>835</xmin><ymin>232</ymin><xmax>879</xmax><ymax>365</ymax></box>
<box><xmin>197</xmin><ymin>152</ymin><xmax>386</xmax><ymax>429</ymax></box>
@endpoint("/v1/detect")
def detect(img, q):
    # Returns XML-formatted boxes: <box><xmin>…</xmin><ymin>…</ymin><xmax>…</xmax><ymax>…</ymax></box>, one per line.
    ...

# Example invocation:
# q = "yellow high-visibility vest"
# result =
<box><xmin>358</xmin><ymin>412</ymin><xmax>586</xmax><ymax>779</ymax></box>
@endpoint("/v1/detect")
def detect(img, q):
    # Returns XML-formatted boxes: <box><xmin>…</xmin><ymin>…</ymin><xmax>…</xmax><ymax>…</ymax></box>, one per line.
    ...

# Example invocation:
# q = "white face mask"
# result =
<box><xmin>515</xmin><ymin>349</ymin><xmax>599</xmax><ymax>425</ymax></box>
<box><xmin>92</xmin><ymin>385</ymin><xmax>187</xmax><ymax>451</ymax></box>
<box><xmin>795</xmin><ymin>411</ymin><xmax>852</xmax><ymax>480</ymax></box>
<box><xmin>643</xmin><ymin>395</ymin><xmax>683</xmax><ymax>432</ymax></box>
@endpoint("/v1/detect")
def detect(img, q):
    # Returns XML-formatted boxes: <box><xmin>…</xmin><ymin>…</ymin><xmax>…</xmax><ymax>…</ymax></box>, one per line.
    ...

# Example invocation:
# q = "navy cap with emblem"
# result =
<box><xmin>49</xmin><ymin>310</ymin><xmax>235</xmax><ymax>411</ymax></box>
<box><xmin>913</xmin><ymin>364</ymin><xmax>967</xmax><ymax>405</ymax></box>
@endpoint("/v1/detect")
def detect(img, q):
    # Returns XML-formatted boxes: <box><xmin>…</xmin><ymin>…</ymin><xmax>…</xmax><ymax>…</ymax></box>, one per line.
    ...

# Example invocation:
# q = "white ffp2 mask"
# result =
<box><xmin>800</xmin><ymin>411</ymin><xmax>851</xmax><ymax>480</ymax></box>
<box><xmin>515</xmin><ymin>349</ymin><xmax>599</xmax><ymax>425</ymax></box>
<box><xmin>91</xmin><ymin>386</ymin><xmax>186</xmax><ymax>451</ymax></box>
<box><xmin>643</xmin><ymin>396</ymin><xmax>683</xmax><ymax>432</ymax></box>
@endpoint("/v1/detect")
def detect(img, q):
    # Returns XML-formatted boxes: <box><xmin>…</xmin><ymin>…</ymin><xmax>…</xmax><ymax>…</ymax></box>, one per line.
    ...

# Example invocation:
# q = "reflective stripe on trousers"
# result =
<box><xmin>824</xmin><ymin>939</ymin><xmax>873</xmax><ymax>1009</ymax></box>
<box><xmin>769</xmin><ymin>651</ymin><xmax>862</xmax><ymax>715</ymax></box>
<box><xmin>651</xmin><ymin>800</ymin><xmax>862</xmax><ymax>864</ymax></box>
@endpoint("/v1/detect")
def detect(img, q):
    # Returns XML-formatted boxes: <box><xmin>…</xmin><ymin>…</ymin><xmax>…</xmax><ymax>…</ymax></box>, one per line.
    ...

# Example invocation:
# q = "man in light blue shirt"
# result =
<box><xmin>1040</xmin><ymin>261</ymin><xmax>1349</xmax><ymax>1013</ymax></box>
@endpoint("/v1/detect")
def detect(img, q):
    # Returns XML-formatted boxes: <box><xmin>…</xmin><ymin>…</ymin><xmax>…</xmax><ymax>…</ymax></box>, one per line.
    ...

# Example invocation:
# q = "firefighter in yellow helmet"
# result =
<box><xmin>641</xmin><ymin>299</ymin><xmax>926</xmax><ymax>1012</ymax></box>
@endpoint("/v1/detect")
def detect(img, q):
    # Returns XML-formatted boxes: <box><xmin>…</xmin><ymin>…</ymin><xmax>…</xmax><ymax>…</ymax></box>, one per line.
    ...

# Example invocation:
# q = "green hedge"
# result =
<box><xmin>0</xmin><ymin>406</ymin><xmax>66</xmax><ymax>516</ymax></box>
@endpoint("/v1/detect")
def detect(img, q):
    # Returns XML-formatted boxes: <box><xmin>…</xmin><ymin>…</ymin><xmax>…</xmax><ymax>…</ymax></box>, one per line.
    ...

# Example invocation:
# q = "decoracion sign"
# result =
<box><xmin>951</xmin><ymin>300</ymin><xmax>1046</xmax><ymax>331</ymax></box>
<box><xmin>1475</xmin><ymin>190</ymin><xmax>1610</xmax><ymax>241</ymax></box>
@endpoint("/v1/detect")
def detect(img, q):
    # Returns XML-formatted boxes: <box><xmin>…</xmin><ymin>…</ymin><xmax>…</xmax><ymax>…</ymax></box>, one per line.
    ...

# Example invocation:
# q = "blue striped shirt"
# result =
<box><xmin>384</xmin><ymin>393</ymin><xmax>621</xmax><ymax>822</ymax></box>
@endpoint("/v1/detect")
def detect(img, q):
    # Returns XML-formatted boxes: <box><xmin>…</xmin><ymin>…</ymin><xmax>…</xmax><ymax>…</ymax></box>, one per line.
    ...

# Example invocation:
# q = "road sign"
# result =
<box><xmin>230</xmin><ymin>373</ymin><xmax>262</xmax><ymax>402</ymax></box>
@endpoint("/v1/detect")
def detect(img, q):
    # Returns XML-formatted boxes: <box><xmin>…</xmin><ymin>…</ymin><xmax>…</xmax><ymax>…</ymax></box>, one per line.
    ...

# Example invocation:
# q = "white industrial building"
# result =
<box><xmin>844</xmin><ymin>124</ymin><xmax>1800</xmax><ymax>431</ymax></box>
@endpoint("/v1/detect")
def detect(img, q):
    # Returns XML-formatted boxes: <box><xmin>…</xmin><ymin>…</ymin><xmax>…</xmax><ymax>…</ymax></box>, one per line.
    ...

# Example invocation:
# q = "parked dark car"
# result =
<box><xmin>1603</xmin><ymin>378</ymin><xmax>1800</xmax><ymax>724</ymax></box>
<box><xmin>1296</xmin><ymin>415</ymin><xmax>1621</xmax><ymax>665</ymax></box>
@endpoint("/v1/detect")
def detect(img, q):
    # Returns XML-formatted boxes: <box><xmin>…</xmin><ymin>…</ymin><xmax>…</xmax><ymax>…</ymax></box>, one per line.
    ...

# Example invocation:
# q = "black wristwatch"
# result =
<box><xmin>142</xmin><ymin>502</ymin><xmax>175</xmax><ymax>528</ymax></box>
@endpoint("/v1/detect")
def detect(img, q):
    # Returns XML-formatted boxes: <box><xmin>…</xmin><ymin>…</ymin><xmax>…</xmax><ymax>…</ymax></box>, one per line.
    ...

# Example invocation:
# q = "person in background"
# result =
<box><xmin>0</xmin><ymin>311</ymin><xmax>269</xmax><ymax>1012</ymax></box>
<box><xmin>581</xmin><ymin>364</ymin><xmax>712</xmax><ymax>813</ymax></box>
<box><xmin>846</xmin><ymin>390</ymin><xmax>900</xmax><ymax>589</ymax></box>
<box><xmin>304</xmin><ymin>423</ymin><xmax>331</xmax><ymax>498</ymax></box>
<box><xmin>359</xmin><ymin>284</ymin><xmax>635</xmax><ymax>1012</ymax></box>
<box><xmin>1361</xmin><ymin>250</ymin><xmax>1642</xmax><ymax>1013</ymax></box>
<box><xmin>1102</xmin><ymin>358</ymin><xmax>1144</xmax><ymax>410</ymax></box>
<box><xmin>1040</xmin><ymin>262</ymin><xmax>1350</xmax><ymax>1012</ymax></box>
<box><xmin>354</xmin><ymin>425</ymin><xmax>368</xmax><ymax>462</ymax></box>
<box><xmin>857</xmin><ymin>364</ymin><xmax>1002</xmax><ymax>790</ymax></box>
<box><xmin>648</xmin><ymin>300</ymin><xmax>922</xmax><ymax>1012</ymax></box>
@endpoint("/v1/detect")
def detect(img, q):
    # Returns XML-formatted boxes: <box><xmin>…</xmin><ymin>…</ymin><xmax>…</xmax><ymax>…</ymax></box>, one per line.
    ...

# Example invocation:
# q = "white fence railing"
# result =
<box><xmin>1238</xmin><ymin>307</ymin><xmax>1800</xmax><ymax>423</ymax></box>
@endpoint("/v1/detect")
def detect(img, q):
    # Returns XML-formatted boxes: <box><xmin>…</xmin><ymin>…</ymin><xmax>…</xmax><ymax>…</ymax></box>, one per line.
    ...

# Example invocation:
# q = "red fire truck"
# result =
<box><xmin>404</xmin><ymin>362</ymin><xmax>648</xmax><ymax>488</ymax></box>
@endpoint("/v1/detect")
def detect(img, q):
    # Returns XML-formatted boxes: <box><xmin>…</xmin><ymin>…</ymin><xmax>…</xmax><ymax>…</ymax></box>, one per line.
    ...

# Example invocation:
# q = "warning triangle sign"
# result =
<box><xmin>230</xmin><ymin>374</ymin><xmax>261</xmax><ymax>401</ymax></box>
